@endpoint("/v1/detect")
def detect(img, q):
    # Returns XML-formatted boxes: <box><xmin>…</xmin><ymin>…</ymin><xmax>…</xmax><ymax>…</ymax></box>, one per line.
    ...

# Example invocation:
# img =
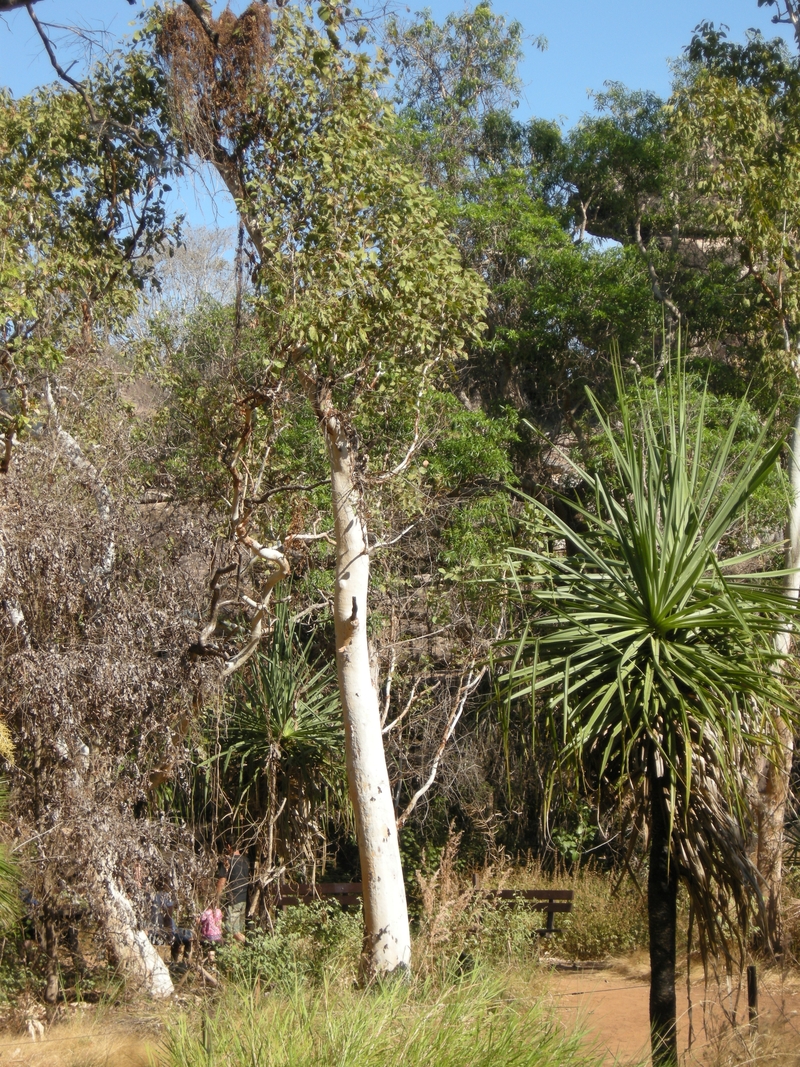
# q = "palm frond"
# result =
<box><xmin>500</xmin><ymin>351</ymin><xmax>798</xmax><ymax>962</ymax></box>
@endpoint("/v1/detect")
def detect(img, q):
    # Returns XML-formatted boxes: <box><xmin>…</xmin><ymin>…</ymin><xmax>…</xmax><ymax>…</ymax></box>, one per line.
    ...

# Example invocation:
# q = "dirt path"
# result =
<box><xmin>543</xmin><ymin>957</ymin><xmax>800</xmax><ymax>1065</ymax></box>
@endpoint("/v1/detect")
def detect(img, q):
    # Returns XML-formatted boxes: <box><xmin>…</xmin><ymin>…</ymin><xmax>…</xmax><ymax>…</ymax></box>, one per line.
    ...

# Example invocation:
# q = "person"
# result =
<box><xmin>198</xmin><ymin>903</ymin><xmax>223</xmax><ymax>944</ymax></box>
<box><xmin>215</xmin><ymin>840</ymin><xmax>249</xmax><ymax>944</ymax></box>
<box><xmin>150</xmin><ymin>885</ymin><xmax>194</xmax><ymax>963</ymax></box>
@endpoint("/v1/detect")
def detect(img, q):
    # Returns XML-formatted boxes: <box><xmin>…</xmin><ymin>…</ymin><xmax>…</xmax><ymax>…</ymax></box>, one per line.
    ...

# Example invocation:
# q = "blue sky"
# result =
<box><xmin>2</xmin><ymin>0</ymin><xmax>795</xmax><ymax>122</ymax></box>
<box><xmin>1</xmin><ymin>0</ymin><xmax>795</xmax><ymax>227</ymax></box>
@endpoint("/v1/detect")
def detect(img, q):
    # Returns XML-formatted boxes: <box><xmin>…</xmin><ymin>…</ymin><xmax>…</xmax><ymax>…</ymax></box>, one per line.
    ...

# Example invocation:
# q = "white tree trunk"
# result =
<box><xmin>758</xmin><ymin>404</ymin><xmax>800</xmax><ymax>948</ymax></box>
<box><xmin>98</xmin><ymin>872</ymin><xmax>174</xmax><ymax>998</ymax></box>
<box><xmin>325</xmin><ymin>415</ymin><xmax>411</xmax><ymax>976</ymax></box>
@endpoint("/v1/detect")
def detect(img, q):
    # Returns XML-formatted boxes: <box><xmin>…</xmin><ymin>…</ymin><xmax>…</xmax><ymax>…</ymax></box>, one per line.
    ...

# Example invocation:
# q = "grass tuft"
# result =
<box><xmin>160</xmin><ymin>973</ymin><xmax>606</xmax><ymax>1067</ymax></box>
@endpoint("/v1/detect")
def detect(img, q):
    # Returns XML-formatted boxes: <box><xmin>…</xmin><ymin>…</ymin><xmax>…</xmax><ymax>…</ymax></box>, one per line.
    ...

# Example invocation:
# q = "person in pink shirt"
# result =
<box><xmin>198</xmin><ymin>904</ymin><xmax>223</xmax><ymax>945</ymax></box>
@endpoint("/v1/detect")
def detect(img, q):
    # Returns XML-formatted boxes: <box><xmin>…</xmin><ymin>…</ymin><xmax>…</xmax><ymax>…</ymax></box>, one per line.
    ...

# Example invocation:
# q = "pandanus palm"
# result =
<box><xmin>502</xmin><ymin>359</ymin><xmax>799</xmax><ymax>1066</ymax></box>
<box><xmin>221</xmin><ymin>603</ymin><xmax>345</xmax><ymax>877</ymax></box>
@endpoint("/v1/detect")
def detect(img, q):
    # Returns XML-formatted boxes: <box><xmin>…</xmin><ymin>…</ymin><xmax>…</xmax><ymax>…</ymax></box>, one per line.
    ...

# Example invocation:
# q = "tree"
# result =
<box><xmin>155</xmin><ymin>3</ymin><xmax>486</xmax><ymax>975</ymax></box>
<box><xmin>384</xmin><ymin>1</ymin><xmax>536</xmax><ymax>189</ymax></box>
<box><xmin>217</xmin><ymin>603</ymin><xmax>346</xmax><ymax>884</ymax></box>
<box><xmin>673</xmin><ymin>24</ymin><xmax>800</xmax><ymax>946</ymax></box>
<box><xmin>0</xmin><ymin>61</ymin><xmax>193</xmax><ymax>998</ymax></box>
<box><xmin>501</xmin><ymin>358</ymin><xmax>798</xmax><ymax>1066</ymax></box>
<box><xmin>759</xmin><ymin>0</ymin><xmax>800</xmax><ymax>49</ymax></box>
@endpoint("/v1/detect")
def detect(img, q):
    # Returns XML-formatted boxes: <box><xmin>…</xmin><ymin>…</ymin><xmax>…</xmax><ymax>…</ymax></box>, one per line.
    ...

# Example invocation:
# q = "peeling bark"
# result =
<box><xmin>325</xmin><ymin>411</ymin><xmax>411</xmax><ymax>976</ymax></box>
<box><xmin>97</xmin><ymin>870</ymin><xmax>173</xmax><ymax>998</ymax></box>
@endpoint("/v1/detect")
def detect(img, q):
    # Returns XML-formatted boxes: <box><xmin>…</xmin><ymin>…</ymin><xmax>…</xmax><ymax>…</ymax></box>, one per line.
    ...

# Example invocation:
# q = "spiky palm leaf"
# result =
<box><xmin>220</xmin><ymin>601</ymin><xmax>346</xmax><ymax>867</ymax></box>
<box><xmin>501</xmin><ymin>355</ymin><xmax>798</xmax><ymax>1059</ymax></box>
<box><xmin>0</xmin><ymin>757</ymin><xmax>20</xmax><ymax>931</ymax></box>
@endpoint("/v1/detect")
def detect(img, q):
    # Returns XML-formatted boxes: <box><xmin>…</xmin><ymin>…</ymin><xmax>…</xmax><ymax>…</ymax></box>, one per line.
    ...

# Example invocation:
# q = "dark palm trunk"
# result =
<box><xmin>648</xmin><ymin>775</ymin><xmax>678</xmax><ymax>1067</ymax></box>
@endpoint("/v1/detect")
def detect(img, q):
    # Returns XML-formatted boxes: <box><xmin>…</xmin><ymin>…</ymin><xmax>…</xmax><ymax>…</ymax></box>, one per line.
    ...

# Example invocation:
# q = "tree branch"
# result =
<box><xmin>44</xmin><ymin>380</ymin><xmax>115</xmax><ymax>578</ymax></box>
<box><xmin>396</xmin><ymin>667</ymin><xmax>485</xmax><ymax>829</ymax></box>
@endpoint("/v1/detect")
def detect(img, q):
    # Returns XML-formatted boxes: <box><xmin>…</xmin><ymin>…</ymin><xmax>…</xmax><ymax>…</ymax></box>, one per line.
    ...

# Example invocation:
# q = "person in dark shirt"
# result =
<box><xmin>215</xmin><ymin>841</ymin><xmax>250</xmax><ymax>943</ymax></box>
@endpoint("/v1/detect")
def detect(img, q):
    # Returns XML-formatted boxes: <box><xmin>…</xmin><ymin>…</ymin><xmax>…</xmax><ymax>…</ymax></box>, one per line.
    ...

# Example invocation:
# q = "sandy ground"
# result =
<box><xmin>1</xmin><ymin>958</ymin><xmax>800</xmax><ymax>1066</ymax></box>
<box><xmin>543</xmin><ymin>955</ymin><xmax>800</xmax><ymax>1065</ymax></box>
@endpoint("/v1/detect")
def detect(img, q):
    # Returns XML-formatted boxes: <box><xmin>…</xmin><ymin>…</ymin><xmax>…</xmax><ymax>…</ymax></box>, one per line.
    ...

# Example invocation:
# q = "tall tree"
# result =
<box><xmin>154</xmin><ymin>2</ymin><xmax>486</xmax><ymax>975</ymax></box>
<box><xmin>0</xmin><ymin>61</ymin><xmax>190</xmax><ymax>998</ymax></box>
<box><xmin>502</xmin><ymin>359</ymin><xmax>798</xmax><ymax>1066</ymax></box>
<box><xmin>674</xmin><ymin>23</ymin><xmax>800</xmax><ymax>947</ymax></box>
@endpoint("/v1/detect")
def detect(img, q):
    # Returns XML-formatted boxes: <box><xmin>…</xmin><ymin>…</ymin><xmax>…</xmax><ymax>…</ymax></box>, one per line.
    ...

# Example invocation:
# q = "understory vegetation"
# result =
<box><xmin>5</xmin><ymin>0</ymin><xmax>800</xmax><ymax>1063</ymax></box>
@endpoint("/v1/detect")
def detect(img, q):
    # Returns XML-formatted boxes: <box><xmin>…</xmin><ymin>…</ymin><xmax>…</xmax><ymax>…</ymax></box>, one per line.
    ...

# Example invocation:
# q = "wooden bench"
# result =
<box><xmin>477</xmin><ymin>887</ymin><xmax>574</xmax><ymax>936</ymax></box>
<box><xmin>276</xmin><ymin>880</ymin><xmax>573</xmax><ymax>935</ymax></box>
<box><xmin>276</xmin><ymin>882</ymin><xmax>363</xmax><ymax>910</ymax></box>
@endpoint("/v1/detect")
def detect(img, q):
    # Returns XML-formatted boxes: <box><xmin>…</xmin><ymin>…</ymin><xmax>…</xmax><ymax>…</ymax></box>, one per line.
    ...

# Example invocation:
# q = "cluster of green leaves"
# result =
<box><xmin>455</xmin><ymin>167</ymin><xmax>657</xmax><ymax>411</ymax></box>
<box><xmin>234</xmin><ymin>8</ymin><xmax>487</xmax><ymax>443</ymax></box>
<box><xmin>386</xmin><ymin>1</ymin><xmax>534</xmax><ymax>187</ymax></box>
<box><xmin>0</xmin><ymin>55</ymin><xmax>178</xmax><ymax>367</ymax></box>
<box><xmin>220</xmin><ymin>601</ymin><xmax>345</xmax><ymax>832</ymax></box>
<box><xmin>502</xmin><ymin>354</ymin><xmax>799</xmax><ymax>951</ymax></box>
<box><xmin>674</xmin><ymin>27</ymin><xmax>800</xmax><ymax>352</ymax></box>
<box><xmin>217</xmin><ymin>901</ymin><xmax>363</xmax><ymax>990</ymax></box>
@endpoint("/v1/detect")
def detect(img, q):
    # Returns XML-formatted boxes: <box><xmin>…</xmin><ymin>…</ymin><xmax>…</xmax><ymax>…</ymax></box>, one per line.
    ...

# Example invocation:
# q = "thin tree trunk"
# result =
<box><xmin>756</xmin><ymin>713</ymin><xmax>793</xmax><ymax>950</ymax></box>
<box><xmin>757</xmin><ymin>404</ymin><xmax>800</xmax><ymax>950</ymax></box>
<box><xmin>649</xmin><ymin>776</ymin><xmax>678</xmax><ymax>1067</ymax></box>
<box><xmin>325</xmin><ymin>412</ymin><xmax>411</xmax><ymax>976</ymax></box>
<box><xmin>43</xmin><ymin>919</ymin><xmax>59</xmax><ymax>1008</ymax></box>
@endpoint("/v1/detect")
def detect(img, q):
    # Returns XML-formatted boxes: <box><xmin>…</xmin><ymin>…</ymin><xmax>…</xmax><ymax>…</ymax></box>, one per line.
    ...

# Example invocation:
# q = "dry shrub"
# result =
<box><xmin>413</xmin><ymin>831</ymin><xmax>479</xmax><ymax>968</ymax></box>
<box><xmin>553</xmin><ymin>869</ymin><xmax>650</xmax><ymax>962</ymax></box>
<box><xmin>157</xmin><ymin>4</ymin><xmax>271</xmax><ymax>161</ymax></box>
<box><xmin>413</xmin><ymin>836</ymin><xmax>651</xmax><ymax>968</ymax></box>
<box><xmin>689</xmin><ymin>1002</ymin><xmax>800</xmax><ymax>1067</ymax></box>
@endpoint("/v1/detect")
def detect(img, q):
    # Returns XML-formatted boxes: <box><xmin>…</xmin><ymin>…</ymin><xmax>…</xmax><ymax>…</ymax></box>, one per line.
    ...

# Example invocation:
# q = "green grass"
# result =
<box><xmin>160</xmin><ymin>973</ymin><xmax>607</xmax><ymax>1067</ymax></box>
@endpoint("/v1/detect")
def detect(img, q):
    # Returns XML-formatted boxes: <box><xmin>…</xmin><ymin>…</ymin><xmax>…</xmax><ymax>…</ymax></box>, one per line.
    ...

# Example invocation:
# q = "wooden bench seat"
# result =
<box><xmin>477</xmin><ymin>887</ymin><xmax>574</xmax><ymax>935</ymax></box>
<box><xmin>276</xmin><ymin>882</ymin><xmax>363</xmax><ymax>910</ymax></box>
<box><xmin>276</xmin><ymin>880</ymin><xmax>573</xmax><ymax>935</ymax></box>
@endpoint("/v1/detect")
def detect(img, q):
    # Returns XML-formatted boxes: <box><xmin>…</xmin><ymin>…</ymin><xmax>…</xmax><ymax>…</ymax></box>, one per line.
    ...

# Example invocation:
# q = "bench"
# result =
<box><xmin>476</xmin><ymin>887</ymin><xmax>574</xmax><ymax>936</ymax></box>
<box><xmin>276</xmin><ymin>879</ymin><xmax>573</xmax><ymax>935</ymax></box>
<box><xmin>276</xmin><ymin>882</ymin><xmax>363</xmax><ymax>910</ymax></box>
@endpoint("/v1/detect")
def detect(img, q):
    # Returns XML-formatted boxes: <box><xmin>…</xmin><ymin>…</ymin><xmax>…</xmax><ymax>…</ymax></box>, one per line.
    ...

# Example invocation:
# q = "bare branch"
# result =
<box><xmin>284</xmin><ymin>530</ymin><xmax>335</xmax><ymax>545</ymax></box>
<box><xmin>372</xmin><ymin>362</ymin><xmax>434</xmax><ymax>484</ymax></box>
<box><xmin>396</xmin><ymin>667</ymin><xmax>486</xmax><ymax>829</ymax></box>
<box><xmin>180</xmin><ymin>0</ymin><xmax>219</xmax><ymax>46</ymax></box>
<box><xmin>250</xmin><ymin>479</ymin><xmax>329</xmax><ymax>506</ymax></box>
<box><xmin>382</xmin><ymin>680</ymin><xmax>442</xmax><ymax>735</ymax></box>
<box><xmin>26</xmin><ymin>3</ymin><xmax>99</xmax><ymax>123</ymax></box>
<box><xmin>44</xmin><ymin>379</ymin><xmax>115</xmax><ymax>577</ymax></box>
<box><xmin>369</xmin><ymin>521</ymin><xmax>418</xmax><ymax>555</ymax></box>
<box><xmin>633</xmin><ymin>215</ymin><xmax>682</xmax><ymax>324</ymax></box>
<box><xmin>380</xmin><ymin>650</ymin><xmax>397</xmax><ymax>727</ymax></box>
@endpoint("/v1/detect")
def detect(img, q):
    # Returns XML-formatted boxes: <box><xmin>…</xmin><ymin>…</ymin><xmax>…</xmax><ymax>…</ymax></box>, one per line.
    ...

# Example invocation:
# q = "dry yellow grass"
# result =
<box><xmin>0</xmin><ymin>1007</ymin><xmax>161</xmax><ymax>1067</ymax></box>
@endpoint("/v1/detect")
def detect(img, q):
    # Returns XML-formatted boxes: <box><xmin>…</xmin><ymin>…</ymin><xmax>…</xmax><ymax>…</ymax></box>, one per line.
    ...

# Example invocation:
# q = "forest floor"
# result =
<box><xmin>541</xmin><ymin>953</ymin><xmax>800</xmax><ymax>1065</ymax></box>
<box><xmin>1</xmin><ymin>955</ymin><xmax>800</xmax><ymax>1066</ymax></box>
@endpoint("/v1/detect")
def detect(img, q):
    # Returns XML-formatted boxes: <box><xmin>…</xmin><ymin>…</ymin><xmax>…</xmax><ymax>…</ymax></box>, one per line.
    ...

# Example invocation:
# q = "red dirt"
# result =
<box><xmin>545</xmin><ymin>958</ymin><xmax>800</xmax><ymax>1065</ymax></box>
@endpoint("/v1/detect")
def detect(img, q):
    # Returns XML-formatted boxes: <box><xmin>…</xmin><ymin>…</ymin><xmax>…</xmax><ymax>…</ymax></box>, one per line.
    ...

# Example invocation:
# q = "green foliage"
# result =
<box><xmin>554</xmin><ymin>875</ymin><xmax>649</xmax><ymax>961</ymax></box>
<box><xmin>163</xmin><ymin>974</ymin><xmax>604</xmax><ymax>1067</ymax></box>
<box><xmin>386</xmin><ymin>1</ymin><xmax>537</xmax><ymax>187</ymax></box>
<box><xmin>674</xmin><ymin>26</ymin><xmax>800</xmax><ymax>355</ymax></box>
<box><xmin>218</xmin><ymin>602</ymin><xmax>347</xmax><ymax>863</ymax></box>
<box><xmin>224</xmin><ymin>8</ymin><xmax>487</xmax><ymax>436</ymax></box>
<box><xmin>578</xmin><ymin>370</ymin><xmax>790</xmax><ymax>555</ymax></box>
<box><xmin>0</xmin><ymin>56</ymin><xmax>178</xmax><ymax>425</ymax></box>
<box><xmin>217</xmin><ymin>901</ymin><xmax>363</xmax><ymax>989</ymax></box>
<box><xmin>502</xmin><ymin>355</ymin><xmax>799</xmax><ymax>958</ymax></box>
<box><xmin>0</xmin><ymin>783</ymin><xmax>20</xmax><ymax>934</ymax></box>
<box><xmin>557</xmin><ymin>84</ymin><xmax>677</xmax><ymax>242</ymax></box>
